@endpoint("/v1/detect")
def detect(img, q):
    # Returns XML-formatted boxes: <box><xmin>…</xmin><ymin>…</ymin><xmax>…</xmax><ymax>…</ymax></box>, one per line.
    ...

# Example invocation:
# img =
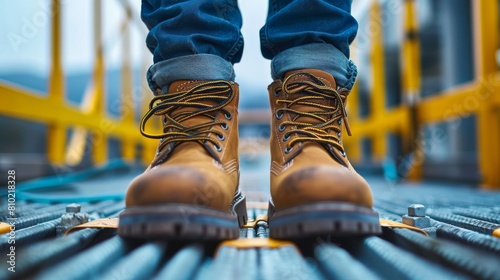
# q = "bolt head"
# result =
<box><xmin>408</xmin><ymin>204</ymin><xmax>426</xmax><ymax>217</ymax></box>
<box><xmin>66</xmin><ymin>203</ymin><xmax>81</xmax><ymax>213</ymax></box>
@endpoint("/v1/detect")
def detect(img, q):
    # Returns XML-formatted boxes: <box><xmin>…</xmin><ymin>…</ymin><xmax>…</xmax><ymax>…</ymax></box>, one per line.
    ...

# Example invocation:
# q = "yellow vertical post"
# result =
<box><xmin>348</xmin><ymin>82</ymin><xmax>360</xmax><ymax>120</ymax></box>
<box><xmin>370</xmin><ymin>0</ymin><xmax>387</xmax><ymax>162</ymax></box>
<box><xmin>401</xmin><ymin>0</ymin><xmax>421</xmax><ymax>101</ymax></box>
<box><xmin>346</xmin><ymin>82</ymin><xmax>361</xmax><ymax>162</ymax></box>
<box><xmin>47</xmin><ymin>0</ymin><xmax>66</xmax><ymax>164</ymax></box>
<box><xmin>346</xmin><ymin>39</ymin><xmax>361</xmax><ymax>162</ymax></box>
<box><xmin>401</xmin><ymin>0</ymin><xmax>422</xmax><ymax>181</ymax></box>
<box><xmin>92</xmin><ymin>0</ymin><xmax>108</xmax><ymax>164</ymax></box>
<box><xmin>140</xmin><ymin>53</ymin><xmax>156</xmax><ymax>165</ymax></box>
<box><xmin>475</xmin><ymin>0</ymin><xmax>500</xmax><ymax>189</ymax></box>
<box><xmin>121</xmin><ymin>7</ymin><xmax>136</xmax><ymax>161</ymax></box>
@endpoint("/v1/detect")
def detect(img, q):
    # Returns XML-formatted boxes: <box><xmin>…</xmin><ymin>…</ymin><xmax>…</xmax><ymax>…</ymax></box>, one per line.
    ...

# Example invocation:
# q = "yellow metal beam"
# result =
<box><xmin>92</xmin><ymin>0</ymin><xmax>108</xmax><ymax>164</ymax></box>
<box><xmin>415</xmin><ymin>82</ymin><xmax>484</xmax><ymax>124</ymax></box>
<box><xmin>47</xmin><ymin>0</ymin><xmax>66</xmax><ymax>164</ymax></box>
<box><xmin>492</xmin><ymin>73</ymin><xmax>500</xmax><ymax>107</ymax></box>
<box><xmin>48</xmin><ymin>0</ymin><xmax>63</xmax><ymax>105</ymax></box>
<box><xmin>121</xmin><ymin>9</ymin><xmax>136</xmax><ymax>161</ymax></box>
<box><xmin>0</xmin><ymin>84</ymin><xmax>140</xmax><ymax>141</ymax></box>
<box><xmin>369</xmin><ymin>0</ymin><xmax>387</xmax><ymax>161</ymax></box>
<box><xmin>369</xmin><ymin>0</ymin><xmax>386</xmax><ymax>118</ymax></box>
<box><xmin>474</xmin><ymin>0</ymin><xmax>500</xmax><ymax>188</ymax></box>
<box><xmin>345</xmin><ymin>43</ymin><xmax>364</xmax><ymax>163</ymax></box>
<box><xmin>347</xmin><ymin>56</ymin><xmax>360</xmax><ymax>121</ymax></box>
<box><xmin>345</xmin><ymin>82</ymin><xmax>361</xmax><ymax>162</ymax></box>
<box><xmin>473</xmin><ymin>0</ymin><xmax>499</xmax><ymax>78</ymax></box>
<box><xmin>400</xmin><ymin>0</ymin><xmax>422</xmax><ymax>181</ymax></box>
<box><xmin>401</xmin><ymin>0</ymin><xmax>421</xmax><ymax>103</ymax></box>
<box><xmin>139</xmin><ymin>52</ymin><xmax>159</xmax><ymax>165</ymax></box>
<box><xmin>0</xmin><ymin>1</ymin><xmax>158</xmax><ymax>170</ymax></box>
<box><xmin>344</xmin><ymin>0</ymin><xmax>500</xmax><ymax>188</ymax></box>
<box><xmin>347</xmin><ymin>107</ymin><xmax>408</xmax><ymax>140</ymax></box>
<box><xmin>478</xmin><ymin>106</ymin><xmax>500</xmax><ymax>189</ymax></box>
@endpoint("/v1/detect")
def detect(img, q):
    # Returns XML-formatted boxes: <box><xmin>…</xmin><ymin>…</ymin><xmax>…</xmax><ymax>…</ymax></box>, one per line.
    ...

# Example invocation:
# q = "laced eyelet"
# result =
<box><xmin>163</xmin><ymin>118</ymin><xmax>167</xmax><ymax>125</ymax></box>
<box><xmin>217</xmin><ymin>134</ymin><xmax>225</xmax><ymax>141</ymax></box>
<box><xmin>159</xmin><ymin>138</ymin><xmax>164</xmax><ymax>143</ymax></box>
<box><xmin>224</xmin><ymin>112</ymin><xmax>232</xmax><ymax>120</ymax></box>
<box><xmin>274</xmin><ymin>90</ymin><xmax>280</xmax><ymax>97</ymax></box>
<box><xmin>214</xmin><ymin>144</ymin><xmax>222</xmax><ymax>152</ymax></box>
<box><xmin>284</xmin><ymin>146</ymin><xmax>293</xmax><ymax>154</ymax></box>
<box><xmin>337</xmin><ymin>119</ymin><xmax>342</xmax><ymax>125</ymax></box>
<box><xmin>340</xmin><ymin>151</ymin><xmax>346</xmax><ymax>157</ymax></box>
<box><xmin>221</xmin><ymin>123</ymin><xmax>229</xmax><ymax>130</ymax></box>
<box><xmin>337</xmin><ymin>132</ymin><xmax>341</xmax><ymax>137</ymax></box>
<box><xmin>282</xmin><ymin>134</ymin><xmax>290</xmax><ymax>142</ymax></box>
<box><xmin>155</xmin><ymin>151</ymin><xmax>160</xmax><ymax>156</ymax></box>
<box><xmin>275</xmin><ymin>111</ymin><xmax>283</xmax><ymax>120</ymax></box>
<box><xmin>278</xmin><ymin>124</ymin><xmax>286</xmax><ymax>132</ymax></box>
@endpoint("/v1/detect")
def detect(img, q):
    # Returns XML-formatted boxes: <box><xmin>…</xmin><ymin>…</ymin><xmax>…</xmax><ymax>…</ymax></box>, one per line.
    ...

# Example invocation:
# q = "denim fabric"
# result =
<box><xmin>141</xmin><ymin>0</ymin><xmax>358</xmax><ymax>90</ymax></box>
<box><xmin>146</xmin><ymin>54</ymin><xmax>235</xmax><ymax>93</ymax></box>
<box><xmin>141</xmin><ymin>0</ymin><xmax>244</xmax><ymax>64</ymax></box>
<box><xmin>271</xmin><ymin>43</ymin><xmax>358</xmax><ymax>89</ymax></box>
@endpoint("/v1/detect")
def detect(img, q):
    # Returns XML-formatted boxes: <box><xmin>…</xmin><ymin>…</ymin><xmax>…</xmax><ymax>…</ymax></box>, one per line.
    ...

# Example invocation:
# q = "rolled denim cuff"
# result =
<box><xmin>146</xmin><ymin>54</ymin><xmax>235</xmax><ymax>93</ymax></box>
<box><xmin>271</xmin><ymin>43</ymin><xmax>357</xmax><ymax>89</ymax></box>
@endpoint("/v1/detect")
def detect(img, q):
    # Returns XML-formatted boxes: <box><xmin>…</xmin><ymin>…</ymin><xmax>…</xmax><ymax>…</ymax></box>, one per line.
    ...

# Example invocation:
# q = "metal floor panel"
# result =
<box><xmin>1</xmin><ymin>170</ymin><xmax>500</xmax><ymax>279</ymax></box>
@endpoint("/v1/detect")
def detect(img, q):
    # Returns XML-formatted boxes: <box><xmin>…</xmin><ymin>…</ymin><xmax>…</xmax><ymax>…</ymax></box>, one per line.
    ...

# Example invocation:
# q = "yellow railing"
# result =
<box><xmin>345</xmin><ymin>0</ymin><xmax>500</xmax><ymax>189</ymax></box>
<box><xmin>1</xmin><ymin>0</ymin><xmax>498</xmax><ymax>189</ymax></box>
<box><xmin>0</xmin><ymin>0</ymin><xmax>158</xmax><ymax>166</ymax></box>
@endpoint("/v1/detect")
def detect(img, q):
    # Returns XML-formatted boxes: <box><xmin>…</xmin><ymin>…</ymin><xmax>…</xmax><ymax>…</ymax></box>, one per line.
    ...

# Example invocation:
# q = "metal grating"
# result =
<box><xmin>0</xmin><ymin>175</ymin><xmax>500</xmax><ymax>279</ymax></box>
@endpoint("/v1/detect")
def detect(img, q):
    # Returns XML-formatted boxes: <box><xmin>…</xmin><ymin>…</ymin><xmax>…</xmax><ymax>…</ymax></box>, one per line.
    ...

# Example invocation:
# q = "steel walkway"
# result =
<box><xmin>1</xmin><ymin>162</ymin><xmax>499</xmax><ymax>280</ymax></box>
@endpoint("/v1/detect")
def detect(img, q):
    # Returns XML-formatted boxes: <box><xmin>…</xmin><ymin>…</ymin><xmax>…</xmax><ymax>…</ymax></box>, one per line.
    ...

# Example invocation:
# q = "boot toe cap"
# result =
<box><xmin>272</xmin><ymin>165</ymin><xmax>373</xmax><ymax>210</ymax></box>
<box><xmin>125</xmin><ymin>166</ymin><xmax>231</xmax><ymax>210</ymax></box>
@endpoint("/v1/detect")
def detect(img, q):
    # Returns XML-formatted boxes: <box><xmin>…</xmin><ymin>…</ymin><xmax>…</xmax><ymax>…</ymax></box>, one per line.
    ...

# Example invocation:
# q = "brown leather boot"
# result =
<box><xmin>267</xmin><ymin>69</ymin><xmax>381</xmax><ymax>239</ymax></box>
<box><xmin>118</xmin><ymin>80</ymin><xmax>247</xmax><ymax>240</ymax></box>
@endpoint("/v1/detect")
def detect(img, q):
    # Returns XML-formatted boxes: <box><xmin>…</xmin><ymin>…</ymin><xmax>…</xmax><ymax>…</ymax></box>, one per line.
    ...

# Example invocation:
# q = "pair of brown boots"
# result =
<box><xmin>118</xmin><ymin>69</ymin><xmax>381</xmax><ymax>240</ymax></box>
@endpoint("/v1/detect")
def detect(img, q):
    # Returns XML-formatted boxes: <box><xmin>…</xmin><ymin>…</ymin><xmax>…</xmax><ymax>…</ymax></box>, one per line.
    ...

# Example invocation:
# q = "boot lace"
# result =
<box><xmin>140</xmin><ymin>80</ymin><xmax>234</xmax><ymax>153</ymax></box>
<box><xmin>276</xmin><ymin>72</ymin><xmax>352</xmax><ymax>154</ymax></box>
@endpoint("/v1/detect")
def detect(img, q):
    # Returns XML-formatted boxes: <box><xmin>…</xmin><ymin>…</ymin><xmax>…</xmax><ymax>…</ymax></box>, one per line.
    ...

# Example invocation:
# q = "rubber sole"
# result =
<box><xmin>268</xmin><ymin>202</ymin><xmax>382</xmax><ymax>239</ymax></box>
<box><xmin>118</xmin><ymin>192</ymin><xmax>247</xmax><ymax>240</ymax></box>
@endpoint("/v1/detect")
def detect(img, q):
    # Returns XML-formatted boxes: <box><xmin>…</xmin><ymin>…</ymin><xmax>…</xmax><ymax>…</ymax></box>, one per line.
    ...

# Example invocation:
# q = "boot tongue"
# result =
<box><xmin>166</xmin><ymin>80</ymin><xmax>221</xmax><ymax>128</ymax></box>
<box><xmin>283</xmin><ymin>69</ymin><xmax>337</xmax><ymax>88</ymax></box>
<box><xmin>282</xmin><ymin>69</ymin><xmax>338</xmax><ymax>125</ymax></box>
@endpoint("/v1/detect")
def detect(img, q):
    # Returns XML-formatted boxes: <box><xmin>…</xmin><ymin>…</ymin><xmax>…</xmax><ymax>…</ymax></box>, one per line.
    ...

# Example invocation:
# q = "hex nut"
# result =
<box><xmin>402</xmin><ymin>214</ymin><xmax>431</xmax><ymax>228</ymax></box>
<box><xmin>408</xmin><ymin>204</ymin><xmax>426</xmax><ymax>217</ymax></box>
<box><xmin>56</xmin><ymin>205</ymin><xmax>89</xmax><ymax>237</ymax></box>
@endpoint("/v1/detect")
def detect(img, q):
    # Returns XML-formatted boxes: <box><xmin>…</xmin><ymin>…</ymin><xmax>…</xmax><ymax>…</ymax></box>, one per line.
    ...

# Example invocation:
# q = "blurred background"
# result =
<box><xmin>0</xmin><ymin>0</ymin><xmax>499</xmax><ymax>190</ymax></box>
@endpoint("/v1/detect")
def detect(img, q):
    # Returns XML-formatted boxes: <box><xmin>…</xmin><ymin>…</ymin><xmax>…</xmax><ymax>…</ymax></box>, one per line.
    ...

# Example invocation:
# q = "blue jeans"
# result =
<box><xmin>142</xmin><ymin>0</ymin><xmax>358</xmax><ymax>93</ymax></box>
